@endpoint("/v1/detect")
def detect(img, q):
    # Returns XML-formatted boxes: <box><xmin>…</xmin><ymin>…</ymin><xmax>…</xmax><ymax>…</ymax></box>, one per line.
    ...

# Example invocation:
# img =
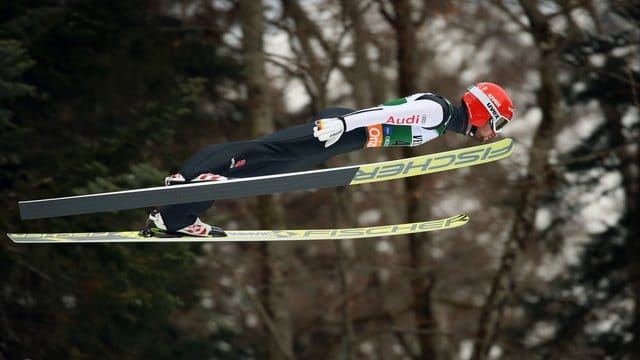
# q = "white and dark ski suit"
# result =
<box><xmin>160</xmin><ymin>93</ymin><xmax>470</xmax><ymax>231</ymax></box>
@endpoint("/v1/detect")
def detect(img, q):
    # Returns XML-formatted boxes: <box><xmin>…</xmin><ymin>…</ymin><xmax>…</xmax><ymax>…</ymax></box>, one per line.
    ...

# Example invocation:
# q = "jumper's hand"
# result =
<box><xmin>313</xmin><ymin>117</ymin><xmax>345</xmax><ymax>148</ymax></box>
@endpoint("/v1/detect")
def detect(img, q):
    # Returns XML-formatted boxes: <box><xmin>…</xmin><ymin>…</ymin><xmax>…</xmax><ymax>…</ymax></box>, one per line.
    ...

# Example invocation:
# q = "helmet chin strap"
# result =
<box><xmin>468</xmin><ymin>125</ymin><xmax>478</xmax><ymax>137</ymax></box>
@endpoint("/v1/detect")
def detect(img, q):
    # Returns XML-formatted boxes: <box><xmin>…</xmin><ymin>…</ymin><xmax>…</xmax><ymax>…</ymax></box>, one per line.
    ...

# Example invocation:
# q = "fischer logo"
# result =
<box><xmin>273</xmin><ymin>222</ymin><xmax>453</xmax><ymax>237</ymax></box>
<box><xmin>366</xmin><ymin>125</ymin><xmax>383</xmax><ymax>147</ymax></box>
<box><xmin>353</xmin><ymin>140</ymin><xmax>514</xmax><ymax>182</ymax></box>
<box><xmin>386</xmin><ymin>114</ymin><xmax>424</xmax><ymax>125</ymax></box>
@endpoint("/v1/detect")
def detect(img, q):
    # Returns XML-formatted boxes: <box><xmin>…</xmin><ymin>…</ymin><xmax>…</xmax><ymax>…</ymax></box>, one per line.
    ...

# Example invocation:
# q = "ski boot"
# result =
<box><xmin>139</xmin><ymin>172</ymin><xmax>228</xmax><ymax>238</ymax></box>
<box><xmin>164</xmin><ymin>173</ymin><xmax>228</xmax><ymax>186</ymax></box>
<box><xmin>139</xmin><ymin>210</ymin><xmax>227</xmax><ymax>238</ymax></box>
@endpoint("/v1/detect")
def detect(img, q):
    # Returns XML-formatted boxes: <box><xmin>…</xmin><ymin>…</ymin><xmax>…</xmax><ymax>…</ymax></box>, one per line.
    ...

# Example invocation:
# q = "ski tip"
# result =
<box><xmin>446</xmin><ymin>213</ymin><xmax>470</xmax><ymax>227</ymax></box>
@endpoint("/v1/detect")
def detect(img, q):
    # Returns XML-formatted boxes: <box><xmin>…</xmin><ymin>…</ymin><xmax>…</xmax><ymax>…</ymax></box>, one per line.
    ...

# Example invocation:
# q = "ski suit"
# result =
<box><xmin>160</xmin><ymin>93</ymin><xmax>469</xmax><ymax>231</ymax></box>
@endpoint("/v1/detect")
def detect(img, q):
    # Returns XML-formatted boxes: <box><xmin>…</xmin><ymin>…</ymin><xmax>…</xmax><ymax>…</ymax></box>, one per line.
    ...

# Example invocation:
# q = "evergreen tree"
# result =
<box><xmin>0</xmin><ymin>1</ymin><xmax>254</xmax><ymax>358</ymax></box>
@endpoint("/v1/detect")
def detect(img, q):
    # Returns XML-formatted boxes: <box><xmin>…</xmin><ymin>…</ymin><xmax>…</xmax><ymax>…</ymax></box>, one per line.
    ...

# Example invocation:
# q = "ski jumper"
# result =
<box><xmin>160</xmin><ymin>93</ymin><xmax>470</xmax><ymax>231</ymax></box>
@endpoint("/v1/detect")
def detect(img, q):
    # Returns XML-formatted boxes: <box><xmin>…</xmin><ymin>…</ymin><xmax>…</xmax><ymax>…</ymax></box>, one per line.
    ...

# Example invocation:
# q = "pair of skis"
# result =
<box><xmin>8</xmin><ymin>138</ymin><xmax>514</xmax><ymax>243</ymax></box>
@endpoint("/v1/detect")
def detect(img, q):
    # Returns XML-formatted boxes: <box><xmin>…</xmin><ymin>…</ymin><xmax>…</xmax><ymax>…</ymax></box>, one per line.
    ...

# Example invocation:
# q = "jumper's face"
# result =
<box><xmin>475</xmin><ymin>121</ymin><xmax>498</xmax><ymax>143</ymax></box>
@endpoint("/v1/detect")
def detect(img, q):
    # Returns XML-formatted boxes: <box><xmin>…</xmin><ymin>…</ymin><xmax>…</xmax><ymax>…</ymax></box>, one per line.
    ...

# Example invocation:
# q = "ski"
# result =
<box><xmin>18</xmin><ymin>138</ymin><xmax>513</xmax><ymax>220</ymax></box>
<box><xmin>8</xmin><ymin>214</ymin><xmax>469</xmax><ymax>243</ymax></box>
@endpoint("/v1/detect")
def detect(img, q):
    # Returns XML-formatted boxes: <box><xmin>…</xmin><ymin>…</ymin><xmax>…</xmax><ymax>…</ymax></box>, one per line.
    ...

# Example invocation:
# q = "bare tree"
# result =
<box><xmin>239</xmin><ymin>0</ymin><xmax>291</xmax><ymax>358</ymax></box>
<box><xmin>375</xmin><ymin>1</ymin><xmax>452</xmax><ymax>358</ymax></box>
<box><xmin>471</xmin><ymin>1</ymin><xmax>567</xmax><ymax>358</ymax></box>
<box><xmin>277</xmin><ymin>0</ymin><xmax>349</xmax><ymax>112</ymax></box>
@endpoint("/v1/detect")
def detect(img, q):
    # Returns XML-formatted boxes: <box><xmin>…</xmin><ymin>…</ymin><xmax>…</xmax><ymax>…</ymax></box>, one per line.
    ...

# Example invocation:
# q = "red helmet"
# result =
<box><xmin>462</xmin><ymin>82</ymin><xmax>514</xmax><ymax>133</ymax></box>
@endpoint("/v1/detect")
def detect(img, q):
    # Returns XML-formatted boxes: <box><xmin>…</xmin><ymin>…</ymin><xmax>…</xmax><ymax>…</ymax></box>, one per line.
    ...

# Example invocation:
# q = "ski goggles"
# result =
<box><xmin>468</xmin><ymin>85</ymin><xmax>511</xmax><ymax>133</ymax></box>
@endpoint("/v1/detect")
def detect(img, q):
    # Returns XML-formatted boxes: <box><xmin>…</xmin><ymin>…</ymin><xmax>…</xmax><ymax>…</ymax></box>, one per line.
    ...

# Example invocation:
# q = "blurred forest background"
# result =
<box><xmin>1</xmin><ymin>0</ymin><xmax>639</xmax><ymax>359</ymax></box>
